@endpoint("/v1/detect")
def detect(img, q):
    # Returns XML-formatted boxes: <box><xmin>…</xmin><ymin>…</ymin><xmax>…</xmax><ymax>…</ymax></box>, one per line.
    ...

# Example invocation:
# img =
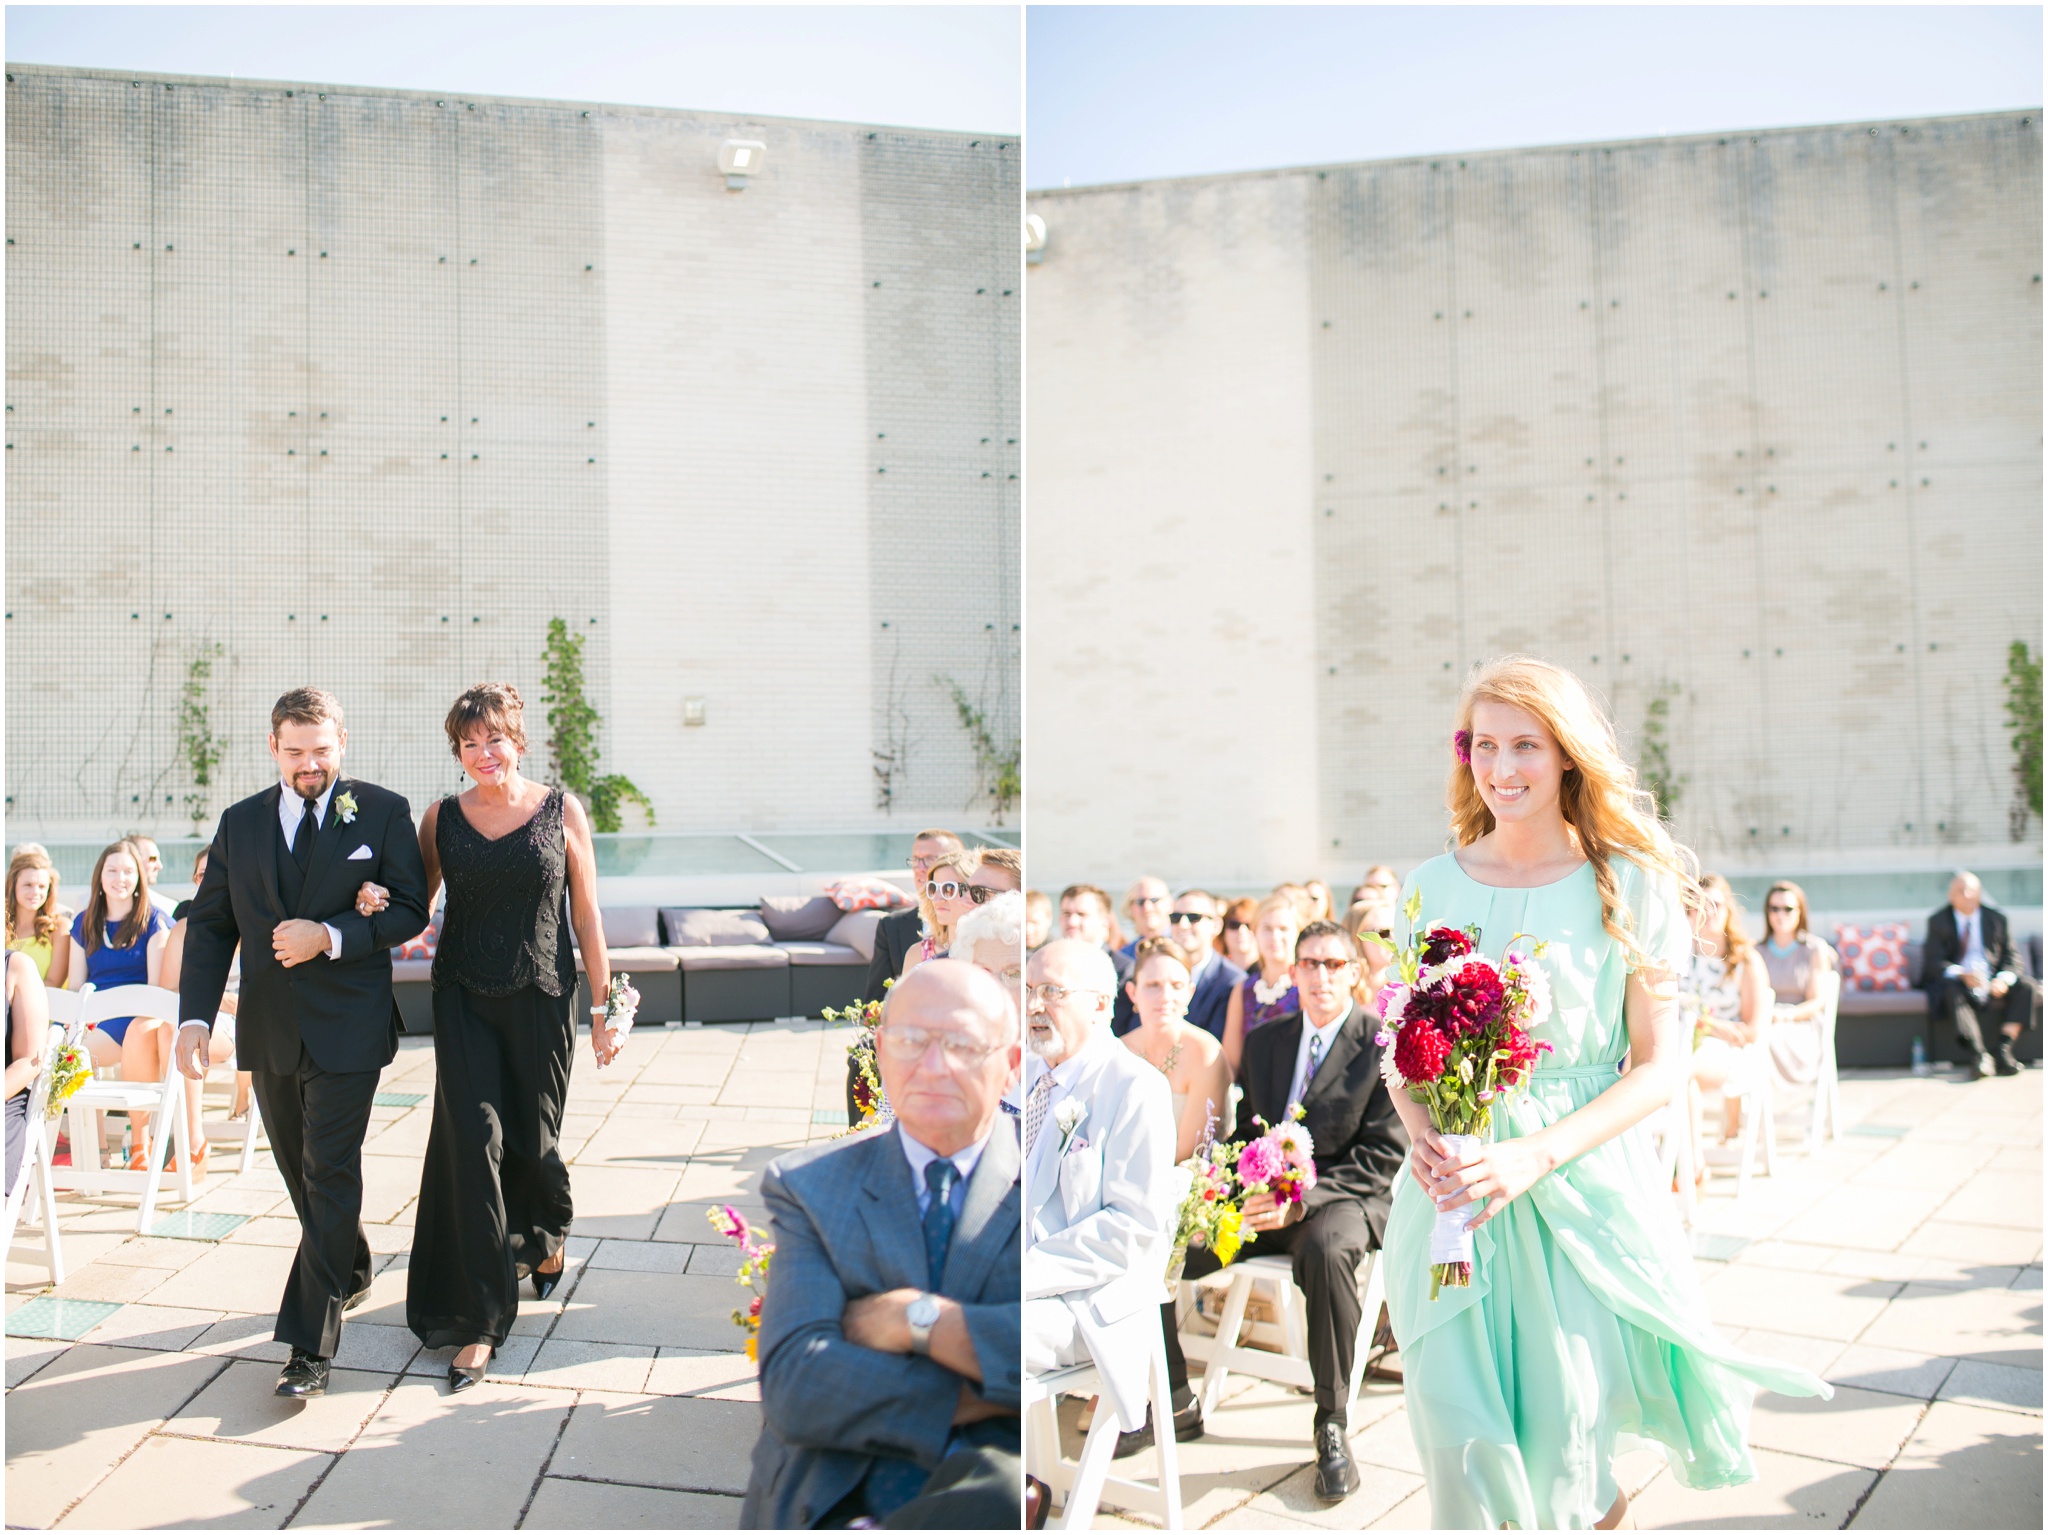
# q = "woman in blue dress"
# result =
<box><xmin>1382</xmin><ymin>656</ymin><xmax>1829</xmax><ymax>1529</ymax></box>
<box><xmin>66</xmin><ymin>840</ymin><xmax>174</xmax><ymax>1169</ymax></box>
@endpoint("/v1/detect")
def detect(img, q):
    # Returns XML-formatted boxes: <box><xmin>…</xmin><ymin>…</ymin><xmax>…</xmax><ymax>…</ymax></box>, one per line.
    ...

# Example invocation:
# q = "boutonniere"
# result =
<box><xmin>1054</xmin><ymin>1100</ymin><xmax>1086</xmax><ymax>1157</ymax></box>
<box><xmin>334</xmin><ymin>790</ymin><xmax>359</xmax><ymax>825</ymax></box>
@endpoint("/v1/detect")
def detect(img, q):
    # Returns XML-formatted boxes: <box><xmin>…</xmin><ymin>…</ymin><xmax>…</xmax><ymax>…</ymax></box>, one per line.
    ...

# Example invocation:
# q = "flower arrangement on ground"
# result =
<box><xmin>822</xmin><ymin>985</ymin><xmax>890</xmax><ymax>1134</ymax></box>
<box><xmin>708</xmin><ymin>1204</ymin><xmax>774</xmax><ymax>1362</ymax></box>
<box><xmin>1376</xmin><ymin>889</ymin><xmax>1554</xmax><ymax>1298</ymax></box>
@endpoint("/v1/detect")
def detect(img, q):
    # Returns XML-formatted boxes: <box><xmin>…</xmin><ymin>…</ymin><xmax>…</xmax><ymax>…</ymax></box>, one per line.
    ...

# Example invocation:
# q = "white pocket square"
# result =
<box><xmin>347</xmin><ymin>845</ymin><xmax>374</xmax><ymax>861</ymax></box>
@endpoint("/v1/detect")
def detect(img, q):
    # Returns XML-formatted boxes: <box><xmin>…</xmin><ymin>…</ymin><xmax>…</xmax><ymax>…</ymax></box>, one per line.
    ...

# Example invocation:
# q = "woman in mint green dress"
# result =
<box><xmin>1381</xmin><ymin>656</ymin><xmax>1830</xmax><ymax>1529</ymax></box>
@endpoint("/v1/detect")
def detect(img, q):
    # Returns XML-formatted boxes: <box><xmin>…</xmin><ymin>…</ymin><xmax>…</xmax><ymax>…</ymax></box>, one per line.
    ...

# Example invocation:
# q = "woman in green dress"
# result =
<box><xmin>1382</xmin><ymin>656</ymin><xmax>1830</xmax><ymax>1529</ymax></box>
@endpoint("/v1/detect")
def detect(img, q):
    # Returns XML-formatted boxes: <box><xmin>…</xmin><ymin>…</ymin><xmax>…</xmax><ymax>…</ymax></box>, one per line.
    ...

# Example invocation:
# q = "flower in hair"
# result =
<box><xmin>1453</xmin><ymin>730</ymin><xmax>1472</xmax><ymax>766</ymax></box>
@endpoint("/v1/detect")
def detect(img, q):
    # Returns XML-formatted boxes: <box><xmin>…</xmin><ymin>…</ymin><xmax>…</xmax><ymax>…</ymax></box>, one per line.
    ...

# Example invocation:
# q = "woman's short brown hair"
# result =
<box><xmin>445</xmin><ymin>683</ymin><xmax>529</xmax><ymax>758</ymax></box>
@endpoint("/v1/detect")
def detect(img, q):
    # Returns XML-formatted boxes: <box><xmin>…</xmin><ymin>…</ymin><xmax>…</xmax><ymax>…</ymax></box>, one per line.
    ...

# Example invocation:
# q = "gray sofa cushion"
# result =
<box><xmin>572</xmin><ymin>945</ymin><xmax>680</xmax><ymax>973</ymax></box>
<box><xmin>825</xmin><ymin>909</ymin><xmax>887</xmax><ymax>963</ymax></box>
<box><xmin>600</xmin><ymin>906</ymin><xmax>662</xmax><ymax>949</ymax></box>
<box><xmin>780</xmin><ymin>941</ymin><xmax>865</xmax><ymax>968</ymax></box>
<box><xmin>662</xmin><ymin>908</ymin><xmax>772</xmax><ymax>946</ymax></box>
<box><xmin>392</xmin><ymin>957</ymin><xmax>434</xmax><ymax>983</ymax></box>
<box><xmin>670</xmin><ymin>944</ymin><xmax>790</xmax><ymax>972</ymax></box>
<box><xmin>759</xmin><ymin>894</ymin><xmax>843</xmax><ymax>942</ymax></box>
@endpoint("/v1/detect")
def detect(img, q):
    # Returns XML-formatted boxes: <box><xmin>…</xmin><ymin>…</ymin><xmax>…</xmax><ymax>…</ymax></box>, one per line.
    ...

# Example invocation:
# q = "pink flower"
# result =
<box><xmin>1454</xmin><ymin>729</ymin><xmax>1472</xmax><ymax>765</ymax></box>
<box><xmin>1236</xmin><ymin>1138</ymin><xmax>1284</xmax><ymax>1186</ymax></box>
<box><xmin>1375</xmin><ymin>982</ymin><xmax>1408</xmax><ymax>1022</ymax></box>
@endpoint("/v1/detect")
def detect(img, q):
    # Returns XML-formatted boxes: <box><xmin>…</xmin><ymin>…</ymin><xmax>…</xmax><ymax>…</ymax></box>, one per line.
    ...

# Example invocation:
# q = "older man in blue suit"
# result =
<box><xmin>743</xmin><ymin>960</ymin><xmax>1023</xmax><ymax>1529</ymax></box>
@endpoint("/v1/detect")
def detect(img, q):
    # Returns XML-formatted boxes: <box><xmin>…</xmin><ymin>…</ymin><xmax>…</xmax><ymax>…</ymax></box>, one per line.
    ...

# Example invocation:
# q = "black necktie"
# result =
<box><xmin>293</xmin><ymin>795</ymin><xmax>319</xmax><ymax>872</ymax></box>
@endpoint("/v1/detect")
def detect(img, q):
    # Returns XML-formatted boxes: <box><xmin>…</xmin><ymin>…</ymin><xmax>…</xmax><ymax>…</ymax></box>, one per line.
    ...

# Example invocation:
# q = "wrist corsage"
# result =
<box><xmin>596</xmin><ymin>974</ymin><xmax>640</xmax><ymax>1067</ymax></box>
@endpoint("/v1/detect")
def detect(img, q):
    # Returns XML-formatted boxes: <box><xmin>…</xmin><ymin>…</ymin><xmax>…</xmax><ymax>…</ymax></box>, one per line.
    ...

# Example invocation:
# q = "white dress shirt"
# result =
<box><xmin>897</xmin><ymin>1122</ymin><xmax>988</xmax><ymax>1219</ymax></box>
<box><xmin>1288</xmin><ymin>999</ymin><xmax>1353</xmax><ymax>1110</ymax></box>
<box><xmin>1944</xmin><ymin>906</ymin><xmax>2012</xmax><ymax>992</ymax></box>
<box><xmin>278</xmin><ymin>778</ymin><xmax>345</xmax><ymax>963</ymax></box>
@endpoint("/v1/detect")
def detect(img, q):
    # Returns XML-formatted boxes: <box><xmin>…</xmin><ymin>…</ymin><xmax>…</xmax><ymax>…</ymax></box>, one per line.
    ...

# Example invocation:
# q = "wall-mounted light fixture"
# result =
<box><xmin>682</xmin><ymin>697</ymin><xmax>707</xmax><ymax>727</ymax></box>
<box><xmin>1025</xmin><ymin>213</ymin><xmax>1047</xmax><ymax>265</ymax></box>
<box><xmin>718</xmin><ymin>139</ymin><xmax>766</xmax><ymax>190</ymax></box>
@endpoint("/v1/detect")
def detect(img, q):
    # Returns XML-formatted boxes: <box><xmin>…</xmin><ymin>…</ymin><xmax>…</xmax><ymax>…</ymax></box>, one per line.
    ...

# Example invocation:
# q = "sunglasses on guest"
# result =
<box><xmin>926</xmin><ymin>879</ymin><xmax>999</xmax><ymax>904</ymax></box>
<box><xmin>1165</xmin><ymin>911</ymin><xmax>1215</xmax><ymax>927</ymax></box>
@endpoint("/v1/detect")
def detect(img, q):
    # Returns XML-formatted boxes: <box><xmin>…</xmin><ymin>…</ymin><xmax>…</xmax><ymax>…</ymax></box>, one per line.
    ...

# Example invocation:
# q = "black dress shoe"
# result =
<box><xmin>531</xmin><ymin>1260</ymin><xmax>564</xmax><ymax>1301</ymax></box>
<box><xmin>1313</xmin><ymin>1419</ymin><xmax>1359</xmax><ymax>1502</ymax></box>
<box><xmin>276</xmin><ymin>1351</ymin><xmax>329</xmax><ymax>1398</ymax></box>
<box><xmin>1995</xmin><ymin>1043</ymin><xmax>2024</xmax><ymax>1076</ymax></box>
<box><xmin>1112</xmin><ymin>1396</ymin><xmax>1203</xmax><ymax>1458</ymax></box>
<box><xmin>1970</xmin><ymin>1051</ymin><xmax>1998</xmax><ymax>1080</ymax></box>
<box><xmin>448</xmin><ymin>1347</ymin><xmax>491</xmax><ymax>1393</ymax></box>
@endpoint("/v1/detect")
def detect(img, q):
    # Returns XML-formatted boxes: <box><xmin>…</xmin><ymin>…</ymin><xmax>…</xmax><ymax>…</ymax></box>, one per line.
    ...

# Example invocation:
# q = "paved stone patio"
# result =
<box><xmin>1067</xmin><ymin>1066</ymin><xmax>2042</xmax><ymax>1530</ymax></box>
<box><xmin>7</xmin><ymin>1020</ymin><xmax>854</xmax><ymax>1529</ymax></box>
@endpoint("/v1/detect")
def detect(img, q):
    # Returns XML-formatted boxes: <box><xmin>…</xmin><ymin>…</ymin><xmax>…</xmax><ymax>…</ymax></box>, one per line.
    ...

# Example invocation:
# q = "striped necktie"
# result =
<box><xmin>1024</xmin><ymin>1070</ymin><xmax>1056</xmax><ymax>1155</ymax></box>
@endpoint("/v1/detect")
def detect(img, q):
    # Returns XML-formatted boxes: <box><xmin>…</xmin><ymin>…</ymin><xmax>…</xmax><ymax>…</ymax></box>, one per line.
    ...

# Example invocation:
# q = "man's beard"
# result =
<box><xmin>1026</xmin><ymin>1024</ymin><xmax>1063</xmax><ymax>1061</ymax></box>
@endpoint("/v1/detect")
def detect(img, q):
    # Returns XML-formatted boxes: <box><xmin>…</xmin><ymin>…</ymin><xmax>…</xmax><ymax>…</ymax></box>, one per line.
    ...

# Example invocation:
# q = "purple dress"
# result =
<box><xmin>1238</xmin><ymin>972</ymin><xmax>1299</xmax><ymax>1035</ymax></box>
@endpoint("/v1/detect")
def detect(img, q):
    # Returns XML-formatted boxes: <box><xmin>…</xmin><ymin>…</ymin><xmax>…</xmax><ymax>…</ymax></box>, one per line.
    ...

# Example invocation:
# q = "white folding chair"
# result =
<box><xmin>1182</xmin><ymin>1247</ymin><xmax>1387</xmax><ymax>1421</ymax></box>
<box><xmin>1728</xmin><ymin>989</ymin><xmax>1780</xmax><ymax>1194</ymax></box>
<box><xmin>48</xmin><ymin>984</ymin><xmax>197</xmax><ymax>1232</ymax></box>
<box><xmin>1807</xmin><ymin>970</ymin><xmax>1842</xmax><ymax>1146</ymax></box>
<box><xmin>3</xmin><ymin>1022</ymin><xmax>70</xmax><ymax>1283</ymax></box>
<box><xmin>1647</xmin><ymin>1078</ymin><xmax>1698</xmax><ymax>1230</ymax></box>
<box><xmin>1024</xmin><ymin>1304</ymin><xmax>1183</xmax><ymax>1530</ymax></box>
<box><xmin>196</xmin><ymin>1017</ymin><xmax>267</xmax><ymax>1175</ymax></box>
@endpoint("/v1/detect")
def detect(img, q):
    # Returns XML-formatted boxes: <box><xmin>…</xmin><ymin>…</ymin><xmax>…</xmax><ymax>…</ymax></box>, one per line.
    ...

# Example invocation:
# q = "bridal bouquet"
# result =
<box><xmin>709</xmin><ymin>1205</ymin><xmax>774</xmax><ymax>1363</ymax></box>
<box><xmin>1376</xmin><ymin>890</ymin><xmax>1553</xmax><ymax>1298</ymax></box>
<box><xmin>45</xmin><ymin>1031</ymin><xmax>92</xmax><ymax>1119</ymax></box>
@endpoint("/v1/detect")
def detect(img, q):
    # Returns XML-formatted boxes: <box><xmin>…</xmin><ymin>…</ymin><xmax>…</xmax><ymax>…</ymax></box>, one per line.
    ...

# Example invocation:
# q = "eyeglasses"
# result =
<box><xmin>876</xmin><ymin>1025</ymin><xmax>1002</xmax><ymax>1066</ymax></box>
<box><xmin>1165</xmin><ymin>911</ymin><xmax>1214</xmax><ymax>927</ymax></box>
<box><xmin>926</xmin><ymin>880</ymin><xmax>995</xmax><ymax>904</ymax></box>
<box><xmin>1130</xmin><ymin>894</ymin><xmax>1167</xmax><ymax>908</ymax></box>
<box><xmin>1296</xmin><ymin>956</ymin><xmax>1356</xmax><ymax>974</ymax></box>
<box><xmin>1222</xmin><ymin>918</ymin><xmax>1249</xmax><ymax>932</ymax></box>
<box><xmin>1765</xmin><ymin>904</ymin><xmax>1798</xmax><ymax>915</ymax></box>
<box><xmin>1026</xmin><ymin>983</ymin><xmax>1109</xmax><ymax>1008</ymax></box>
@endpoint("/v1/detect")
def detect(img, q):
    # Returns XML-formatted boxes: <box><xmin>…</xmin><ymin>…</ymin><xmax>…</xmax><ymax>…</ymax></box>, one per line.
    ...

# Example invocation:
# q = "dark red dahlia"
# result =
<box><xmin>1394</xmin><ymin>1021</ymin><xmax>1453</xmax><ymax>1083</ymax></box>
<box><xmin>1421</xmin><ymin>924</ymin><xmax>1476</xmax><ymax>968</ymax></box>
<box><xmin>1447</xmin><ymin>962</ymin><xmax>1506</xmax><ymax>1037</ymax></box>
<box><xmin>1403</xmin><ymin>980</ymin><xmax>1454</xmax><ymax>1031</ymax></box>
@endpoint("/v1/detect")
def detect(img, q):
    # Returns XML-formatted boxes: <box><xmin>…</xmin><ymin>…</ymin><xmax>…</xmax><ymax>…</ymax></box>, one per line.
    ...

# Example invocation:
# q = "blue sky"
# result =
<box><xmin>3</xmin><ymin>5</ymin><xmax>1022</xmax><ymax>132</ymax></box>
<box><xmin>1028</xmin><ymin>5</ymin><xmax>2043</xmax><ymax>188</ymax></box>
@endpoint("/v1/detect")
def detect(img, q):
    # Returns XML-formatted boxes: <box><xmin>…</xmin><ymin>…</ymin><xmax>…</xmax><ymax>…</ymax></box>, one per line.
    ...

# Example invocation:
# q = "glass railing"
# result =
<box><xmin>1719</xmin><ymin>867</ymin><xmax>2042</xmax><ymax>915</ymax></box>
<box><xmin>31</xmin><ymin>829</ymin><xmax>1020</xmax><ymax>890</ymax></box>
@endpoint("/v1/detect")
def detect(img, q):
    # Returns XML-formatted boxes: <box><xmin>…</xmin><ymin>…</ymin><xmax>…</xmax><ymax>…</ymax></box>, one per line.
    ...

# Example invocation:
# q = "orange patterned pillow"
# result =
<box><xmin>827</xmin><ymin>877</ymin><xmax>911</xmax><ymax>913</ymax></box>
<box><xmin>1833</xmin><ymin>922</ymin><xmax>1911</xmax><ymax>992</ymax></box>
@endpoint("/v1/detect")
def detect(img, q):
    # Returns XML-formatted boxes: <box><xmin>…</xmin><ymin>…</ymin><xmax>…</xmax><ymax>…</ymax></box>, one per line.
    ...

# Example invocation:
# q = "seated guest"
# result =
<box><xmin>966</xmin><ymin>847</ymin><xmax>1022</xmax><ymax>897</ymax></box>
<box><xmin>1115</xmin><ymin>889</ymin><xmax>1245</xmax><ymax>1038</ymax></box>
<box><xmin>1117</xmin><ymin>877</ymin><xmax>1172</xmax><ymax>959</ymax></box>
<box><xmin>1059</xmin><ymin>884</ymin><xmax>1133</xmax><ymax>990</ymax></box>
<box><xmin>130</xmin><ymin>837</ymin><xmax>181</xmax><ymax>918</ymax></box>
<box><xmin>901</xmin><ymin>851</ymin><xmax>981</xmax><ymax>981</ymax></box>
<box><xmin>1218</xmin><ymin>896</ymin><xmax>1260</xmax><ymax>973</ymax></box>
<box><xmin>1759</xmin><ymin>880</ymin><xmax>1838</xmax><ymax>1094</ymax></box>
<box><xmin>863</xmin><ymin>828</ymin><xmax>965</xmax><ymax>1003</ymax></box>
<box><xmin>6</xmin><ymin>844</ymin><xmax>72</xmax><ymax>988</ymax></box>
<box><xmin>1683</xmin><ymin>875</ymin><xmax>1770</xmax><ymax>1184</ymax></box>
<box><xmin>1344</xmin><ymin>898</ymin><xmax>1396</xmax><ymax>1012</ymax></box>
<box><xmin>1162</xmin><ymin>921</ymin><xmax>1409</xmax><ymax>1501</ymax></box>
<box><xmin>5</xmin><ymin>948</ymin><xmax>50</xmax><ymax>1195</ymax></box>
<box><xmin>1302</xmin><ymin>880</ymin><xmax>1335</xmax><ymax>924</ymax></box>
<box><xmin>158</xmin><ymin>847</ymin><xmax>253</xmax><ymax>1165</ymax></box>
<box><xmin>1220</xmin><ymin>893</ymin><xmax>1300</xmax><ymax>1073</ymax></box>
<box><xmin>1349</xmin><ymin>864</ymin><xmax>1401</xmax><ymax>912</ymax></box>
<box><xmin>744</xmin><ymin>961</ymin><xmax>1021</xmax><ymax>1529</ymax></box>
<box><xmin>954</xmin><ymin>891</ymin><xmax>1025</xmax><ymax>1009</ymax></box>
<box><xmin>1120</xmin><ymin>938</ymin><xmax>1232</xmax><ymax>1158</ymax></box>
<box><xmin>66</xmin><ymin>840</ymin><xmax>174</xmax><ymax>1170</ymax></box>
<box><xmin>1921</xmin><ymin>870</ymin><xmax>2037</xmax><ymax>1078</ymax></box>
<box><xmin>1273</xmin><ymin>881</ymin><xmax>1313</xmax><ymax>925</ymax></box>
<box><xmin>1021</xmin><ymin>940</ymin><xmax>1182</xmax><ymax>1453</ymax></box>
<box><xmin>1023</xmin><ymin>890</ymin><xmax>1053</xmax><ymax>953</ymax></box>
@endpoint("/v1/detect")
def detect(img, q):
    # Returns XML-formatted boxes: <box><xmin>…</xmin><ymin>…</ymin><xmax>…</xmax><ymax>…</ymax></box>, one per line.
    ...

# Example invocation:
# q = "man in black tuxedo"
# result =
<box><xmin>1113</xmin><ymin>889</ymin><xmax>1246</xmax><ymax>1039</ymax></box>
<box><xmin>175</xmin><ymin>688</ymin><xmax>429</xmax><ymax>1398</ymax></box>
<box><xmin>1919</xmin><ymin>870</ymin><xmax>2037</xmax><ymax>1078</ymax></box>
<box><xmin>1157</xmin><ymin>920</ymin><xmax>1408</xmax><ymax>1501</ymax></box>
<box><xmin>861</xmin><ymin>827</ymin><xmax>965</xmax><ymax>1006</ymax></box>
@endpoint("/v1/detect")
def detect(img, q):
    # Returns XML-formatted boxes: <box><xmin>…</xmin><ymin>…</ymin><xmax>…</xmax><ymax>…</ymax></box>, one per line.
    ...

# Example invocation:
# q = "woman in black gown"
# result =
<box><xmin>391</xmin><ymin>683</ymin><xmax>621</xmax><ymax>1390</ymax></box>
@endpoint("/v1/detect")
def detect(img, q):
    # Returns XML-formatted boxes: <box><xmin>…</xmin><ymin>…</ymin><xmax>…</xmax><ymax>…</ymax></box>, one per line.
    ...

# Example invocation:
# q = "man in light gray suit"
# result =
<box><xmin>743</xmin><ymin>961</ymin><xmax>1022</xmax><ymax>1529</ymax></box>
<box><xmin>1022</xmin><ymin>939</ymin><xmax>1181</xmax><ymax>1451</ymax></box>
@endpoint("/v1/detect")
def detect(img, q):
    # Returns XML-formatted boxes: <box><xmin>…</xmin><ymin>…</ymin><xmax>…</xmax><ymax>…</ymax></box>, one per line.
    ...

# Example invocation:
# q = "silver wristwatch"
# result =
<box><xmin>906</xmin><ymin>1291</ymin><xmax>941</xmax><ymax>1355</ymax></box>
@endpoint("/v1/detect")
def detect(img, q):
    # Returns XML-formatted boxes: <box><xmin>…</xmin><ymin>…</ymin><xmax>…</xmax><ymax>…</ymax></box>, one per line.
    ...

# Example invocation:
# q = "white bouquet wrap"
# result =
<box><xmin>1428</xmin><ymin>1132</ymin><xmax>1486</xmax><ymax>1266</ymax></box>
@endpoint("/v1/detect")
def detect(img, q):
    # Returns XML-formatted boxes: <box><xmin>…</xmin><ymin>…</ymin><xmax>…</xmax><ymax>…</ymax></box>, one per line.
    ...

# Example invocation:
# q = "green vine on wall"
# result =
<box><xmin>2004</xmin><ymin>640</ymin><xmax>2042</xmax><ymax>840</ymax></box>
<box><xmin>1639</xmin><ymin>680</ymin><xmax>1687</xmax><ymax>824</ymax></box>
<box><xmin>179</xmin><ymin>643</ymin><xmax>225</xmax><ymax>829</ymax></box>
<box><xmin>541</xmin><ymin>618</ymin><xmax>655</xmax><ymax>833</ymax></box>
<box><xmin>940</xmin><ymin>676</ymin><xmax>1019</xmax><ymax>821</ymax></box>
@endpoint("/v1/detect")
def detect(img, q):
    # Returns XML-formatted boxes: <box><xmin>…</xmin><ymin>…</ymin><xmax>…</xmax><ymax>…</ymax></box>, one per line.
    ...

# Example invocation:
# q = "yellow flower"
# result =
<box><xmin>745</xmin><ymin>1335</ymin><xmax>758</xmax><ymax>1363</ymax></box>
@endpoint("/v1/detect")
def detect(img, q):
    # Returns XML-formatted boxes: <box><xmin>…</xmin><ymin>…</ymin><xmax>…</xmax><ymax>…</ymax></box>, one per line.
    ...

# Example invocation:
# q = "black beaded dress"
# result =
<box><xmin>406</xmin><ymin>786</ymin><xmax>579</xmax><ymax>1351</ymax></box>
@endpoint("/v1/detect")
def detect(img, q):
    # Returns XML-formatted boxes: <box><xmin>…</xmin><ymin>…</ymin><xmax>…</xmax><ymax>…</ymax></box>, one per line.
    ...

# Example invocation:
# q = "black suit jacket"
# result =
<box><xmin>180</xmin><ymin>778</ymin><xmax>431</xmax><ymax>1075</ymax></box>
<box><xmin>1240</xmin><ymin>1004</ymin><xmax>1409</xmax><ymax>1244</ymax></box>
<box><xmin>1920</xmin><ymin>904</ymin><xmax>2021</xmax><ymax>1011</ymax></box>
<box><xmin>861</xmin><ymin>907</ymin><xmax>926</xmax><ymax>1004</ymax></box>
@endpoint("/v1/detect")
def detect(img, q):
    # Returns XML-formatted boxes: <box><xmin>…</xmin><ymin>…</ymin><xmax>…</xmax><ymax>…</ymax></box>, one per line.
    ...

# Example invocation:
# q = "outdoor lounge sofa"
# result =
<box><xmin>1833</xmin><ymin>932</ymin><xmax>2043</xmax><ymax>1067</ymax></box>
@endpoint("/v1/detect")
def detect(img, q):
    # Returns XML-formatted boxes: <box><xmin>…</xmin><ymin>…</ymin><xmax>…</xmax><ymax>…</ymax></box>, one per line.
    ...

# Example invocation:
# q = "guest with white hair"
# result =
<box><xmin>1022</xmin><ymin>939</ymin><xmax>1185</xmax><ymax>1458</ymax></box>
<box><xmin>954</xmin><ymin>890</ymin><xmax>1025</xmax><ymax>1008</ymax></box>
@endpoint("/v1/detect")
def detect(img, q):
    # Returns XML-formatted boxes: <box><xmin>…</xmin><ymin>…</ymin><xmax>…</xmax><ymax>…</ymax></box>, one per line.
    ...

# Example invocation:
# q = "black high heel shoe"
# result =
<box><xmin>531</xmin><ymin>1257</ymin><xmax>565</xmax><ymax>1301</ymax></box>
<box><xmin>448</xmin><ymin>1345</ymin><xmax>490</xmax><ymax>1393</ymax></box>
